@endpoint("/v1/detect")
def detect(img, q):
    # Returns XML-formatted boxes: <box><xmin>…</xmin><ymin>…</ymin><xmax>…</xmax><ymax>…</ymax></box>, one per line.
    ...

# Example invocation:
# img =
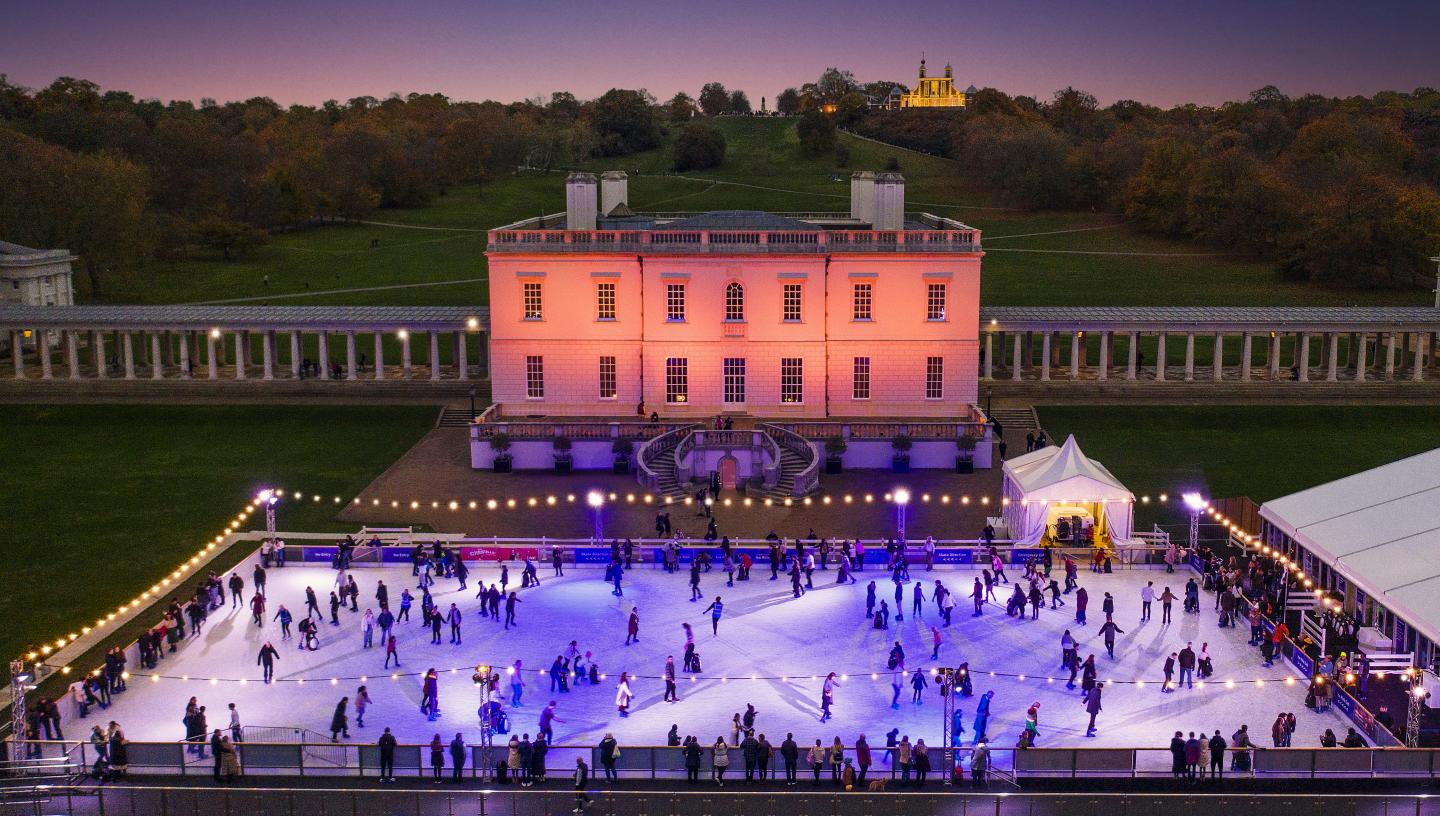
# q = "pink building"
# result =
<box><xmin>486</xmin><ymin>171</ymin><xmax>983</xmax><ymax>420</ymax></box>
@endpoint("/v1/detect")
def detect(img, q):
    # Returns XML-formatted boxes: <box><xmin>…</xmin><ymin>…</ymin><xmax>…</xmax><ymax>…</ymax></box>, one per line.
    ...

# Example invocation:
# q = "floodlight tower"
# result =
<box><xmin>894</xmin><ymin>488</ymin><xmax>911</xmax><ymax>542</ymax></box>
<box><xmin>1405</xmin><ymin>668</ymin><xmax>1429</xmax><ymax>748</ymax></box>
<box><xmin>587</xmin><ymin>491</ymin><xmax>605</xmax><ymax>543</ymax></box>
<box><xmin>257</xmin><ymin>489</ymin><xmax>279</xmax><ymax>547</ymax></box>
<box><xmin>9</xmin><ymin>658</ymin><xmax>34</xmax><ymax>763</ymax></box>
<box><xmin>937</xmin><ymin>665</ymin><xmax>959</xmax><ymax>785</ymax></box>
<box><xmin>1182</xmin><ymin>492</ymin><xmax>1207</xmax><ymax>550</ymax></box>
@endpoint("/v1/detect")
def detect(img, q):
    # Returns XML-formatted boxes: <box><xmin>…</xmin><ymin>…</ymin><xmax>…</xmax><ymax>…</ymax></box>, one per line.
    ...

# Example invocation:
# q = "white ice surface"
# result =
<box><xmin>88</xmin><ymin>554</ymin><xmax>1358</xmax><ymax>752</ymax></box>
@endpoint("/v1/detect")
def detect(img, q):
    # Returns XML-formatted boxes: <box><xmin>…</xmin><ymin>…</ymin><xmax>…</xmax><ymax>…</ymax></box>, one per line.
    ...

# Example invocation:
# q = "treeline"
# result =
<box><xmin>853</xmin><ymin>85</ymin><xmax>1440</xmax><ymax>289</ymax></box>
<box><xmin>0</xmin><ymin>77</ymin><xmax>667</xmax><ymax>292</ymax></box>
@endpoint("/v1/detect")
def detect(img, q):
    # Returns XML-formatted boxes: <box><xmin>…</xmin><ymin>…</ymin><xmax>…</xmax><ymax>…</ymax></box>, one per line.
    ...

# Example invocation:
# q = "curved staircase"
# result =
<box><xmin>636</xmin><ymin>423</ymin><xmax>819</xmax><ymax>501</ymax></box>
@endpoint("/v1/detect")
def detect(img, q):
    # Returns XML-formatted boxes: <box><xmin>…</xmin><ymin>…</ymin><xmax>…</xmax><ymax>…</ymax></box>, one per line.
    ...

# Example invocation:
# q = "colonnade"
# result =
<box><xmin>5</xmin><ymin>326</ymin><xmax>489</xmax><ymax>382</ymax></box>
<box><xmin>981</xmin><ymin>328</ymin><xmax>1439</xmax><ymax>383</ymax></box>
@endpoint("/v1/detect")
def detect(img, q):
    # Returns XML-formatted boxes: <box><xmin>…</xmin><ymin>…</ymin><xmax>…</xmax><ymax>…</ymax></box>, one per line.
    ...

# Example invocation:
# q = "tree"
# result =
<box><xmin>728</xmin><ymin>90</ymin><xmax>751</xmax><ymax>115</ymax></box>
<box><xmin>796</xmin><ymin>110</ymin><xmax>836</xmax><ymax>156</ymax></box>
<box><xmin>1122</xmin><ymin>136</ymin><xmax>1198</xmax><ymax>235</ymax></box>
<box><xmin>776</xmin><ymin>88</ymin><xmax>803</xmax><ymax>115</ymax></box>
<box><xmin>586</xmin><ymin>89</ymin><xmax>663</xmax><ymax>156</ymax></box>
<box><xmin>665</xmin><ymin>92</ymin><xmax>696</xmax><ymax>123</ymax></box>
<box><xmin>698</xmin><ymin>83</ymin><xmax>731</xmax><ymax>117</ymax></box>
<box><xmin>673</xmin><ymin>122</ymin><xmax>727</xmax><ymax>171</ymax></box>
<box><xmin>193</xmin><ymin>215</ymin><xmax>268</xmax><ymax>260</ymax></box>
<box><xmin>815</xmin><ymin>68</ymin><xmax>858</xmax><ymax>105</ymax></box>
<box><xmin>834</xmin><ymin>92</ymin><xmax>869</xmax><ymax>127</ymax></box>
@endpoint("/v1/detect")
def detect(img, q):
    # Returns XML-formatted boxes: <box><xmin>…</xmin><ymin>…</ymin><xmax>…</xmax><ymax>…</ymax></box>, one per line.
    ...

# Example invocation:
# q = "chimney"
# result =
<box><xmin>600</xmin><ymin>170</ymin><xmax>629</xmax><ymax>217</ymax></box>
<box><xmin>872</xmin><ymin>172</ymin><xmax>905</xmax><ymax>230</ymax></box>
<box><xmin>850</xmin><ymin>171</ymin><xmax>875</xmax><ymax>224</ymax></box>
<box><xmin>565</xmin><ymin>172</ymin><xmax>597</xmax><ymax>231</ymax></box>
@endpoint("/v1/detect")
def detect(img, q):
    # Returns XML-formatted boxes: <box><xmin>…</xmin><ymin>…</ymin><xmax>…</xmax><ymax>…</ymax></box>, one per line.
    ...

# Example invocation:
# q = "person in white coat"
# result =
<box><xmin>615</xmin><ymin>672</ymin><xmax>633</xmax><ymax>717</ymax></box>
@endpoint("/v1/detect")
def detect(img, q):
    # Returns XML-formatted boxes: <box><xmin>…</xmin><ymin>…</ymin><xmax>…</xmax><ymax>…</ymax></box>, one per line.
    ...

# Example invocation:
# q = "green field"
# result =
<box><xmin>1038</xmin><ymin>405</ymin><xmax>1440</xmax><ymax>527</ymax></box>
<box><xmin>1</xmin><ymin>405</ymin><xmax>436</xmax><ymax>680</ymax></box>
<box><xmin>80</xmin><ymin>117</ymin><xmax>1427</xmax><ymax>309</ymax></box>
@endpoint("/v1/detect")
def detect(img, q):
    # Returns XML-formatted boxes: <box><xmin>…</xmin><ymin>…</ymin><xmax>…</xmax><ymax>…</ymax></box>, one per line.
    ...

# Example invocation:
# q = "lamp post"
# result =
<box><xmin>1182</xmin><ymin>492</ymin><xmax>1207</xmax><ymax>550</ymax></box>
<box><xmin>468</xmin><ymin>386</ymin><xmax>477</xmax><ymax>420</ymax></box>
<box><xmin>894</xmin><ymin>488</ymin><xmax>911</xmax><ymax>542</ymax></box>
<box><xmin>257</xmin><ymin>489</ymin><xmax>279</xmax><ymax>549</ymax></box>
<box><xmin>1405</xmin><ymin>668</ymin><xmax>1428</xmax><ymax>748</ymax></box>
<box><xmin>9</xmin><ymin>658</ymin><xmax>34</xmax><ymax>763</ymax></box>
<box><xmin>587</xmin><ymin>490</ymin><xmax>605</xmax><ymax>543</ymax></box>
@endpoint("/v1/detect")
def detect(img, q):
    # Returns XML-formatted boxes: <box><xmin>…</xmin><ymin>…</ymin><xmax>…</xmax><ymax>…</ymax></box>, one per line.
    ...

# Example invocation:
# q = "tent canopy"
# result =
<box><xmin>1259</xmin><ymin>447</ymin><xmax>1440</xmax><ymax>651</ymax></box>
<box><xmin>1002</xmin><ymin>435</ymin><xmax>1135</xmax><ymax>546</ymax></box>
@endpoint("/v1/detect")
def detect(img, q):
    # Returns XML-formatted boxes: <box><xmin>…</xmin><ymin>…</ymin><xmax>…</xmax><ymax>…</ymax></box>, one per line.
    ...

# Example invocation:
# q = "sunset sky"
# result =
<box><xmin>8</xmin><ymin>0</ymin><xmax>1438</xmax><ymax>108</ymax></box>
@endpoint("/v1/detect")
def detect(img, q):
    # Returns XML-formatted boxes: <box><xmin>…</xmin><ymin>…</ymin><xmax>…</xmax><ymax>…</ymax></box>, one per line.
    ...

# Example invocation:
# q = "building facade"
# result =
<box><xmin>486</xmin><ymin>171</ymin><xmax>983</xmax><ymax>418</ymax></box>
<box><xmin>897</xmin><ymin>59</ymin><xmax>969</xmax><ymax>109</ymax></box>
<box><xmin>1</xmin><ymin>241</ymin><xmax>75</xmax><ymax>308</ymax></box>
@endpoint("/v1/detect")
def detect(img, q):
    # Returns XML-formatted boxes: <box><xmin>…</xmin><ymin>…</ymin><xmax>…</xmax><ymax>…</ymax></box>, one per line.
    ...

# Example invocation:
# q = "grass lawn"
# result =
<box><xmin>74</xmin><ymin>118</ymin><xmax>1432</xmax><ymax>310</ymax></box>
<box><xmin>1</xmin><ymin>405</ymin><xmax>437</xmax><ymax>681</ymax></box>
<box><xmin>1037</xmin><ymin>405</ymin><xmax>1440</xmax><ymax>527</ymax></box>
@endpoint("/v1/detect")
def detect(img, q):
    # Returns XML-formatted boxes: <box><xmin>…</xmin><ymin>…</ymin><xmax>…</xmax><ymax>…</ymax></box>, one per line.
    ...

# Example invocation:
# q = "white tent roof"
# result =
<box><xmin>1003</xmin><ymin>434</ymin><xmax>1134</xmax><ymax>503</ymax></box>
<box><xmin>1259</xmin><ymin>447</ymin><xmax>1440</xmax><ymax>648</ymax></box>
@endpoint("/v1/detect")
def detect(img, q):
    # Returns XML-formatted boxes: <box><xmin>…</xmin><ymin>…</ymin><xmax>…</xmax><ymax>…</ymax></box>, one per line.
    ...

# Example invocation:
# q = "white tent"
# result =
<box><xmin>1002</xmin><ymin>434</ymin><xmax>1135</xmax><ymax>546</ymax></box>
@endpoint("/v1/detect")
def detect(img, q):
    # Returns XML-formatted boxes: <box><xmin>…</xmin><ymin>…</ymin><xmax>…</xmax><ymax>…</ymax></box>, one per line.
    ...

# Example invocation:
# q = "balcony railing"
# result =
<box><xmin>489</xmin><ymin>227</ymin><xmax>981</xmax><ymax>254</ymax></box>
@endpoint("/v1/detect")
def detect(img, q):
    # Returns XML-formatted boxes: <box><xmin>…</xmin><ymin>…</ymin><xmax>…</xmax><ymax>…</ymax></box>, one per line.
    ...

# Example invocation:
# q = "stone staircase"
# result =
<box><xmin>985</xmin><ymin>406</ymin><xmax>1040</xmax><ymax>430</ymax></box>
<box><xmin>638</xmin><ymin>425</ymin><xmax>819</xmax><ymax>501</ymax></box>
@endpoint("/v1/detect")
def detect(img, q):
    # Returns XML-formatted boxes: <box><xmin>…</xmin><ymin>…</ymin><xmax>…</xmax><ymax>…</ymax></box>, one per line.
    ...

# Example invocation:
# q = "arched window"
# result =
<box><xmin>724</xmin><ymin>281</ymin><xmax>745</xmax><ymax>321</ymax></box>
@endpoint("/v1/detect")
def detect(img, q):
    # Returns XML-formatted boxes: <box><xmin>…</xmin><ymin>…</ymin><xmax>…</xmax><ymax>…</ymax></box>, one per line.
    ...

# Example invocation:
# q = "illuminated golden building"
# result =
<box><xmin>898</xmin><ymin>58</ymin><xmax>968</xmax><ymax>109</ymax></box>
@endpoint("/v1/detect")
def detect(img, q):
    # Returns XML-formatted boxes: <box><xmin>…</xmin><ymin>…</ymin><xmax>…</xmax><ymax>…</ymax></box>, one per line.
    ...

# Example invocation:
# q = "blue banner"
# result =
<box><xmin>572</xmin><ymin>547</ymin><xmax>613</xmax><ymax>564</ymax></box>
<box><xmin>933</xmin><ymin>549</ymin><xmax>973</xmax><ymax>565</ymax></box>
<box><xmin>1289</xmin><ymin>647</ymin><xmax>1313</xmax><ymax>678</ymax></box>
<box><xmin>302</xmin><ymin>547</ymin><xmax>337</xmax><ymax>563</ymax></box>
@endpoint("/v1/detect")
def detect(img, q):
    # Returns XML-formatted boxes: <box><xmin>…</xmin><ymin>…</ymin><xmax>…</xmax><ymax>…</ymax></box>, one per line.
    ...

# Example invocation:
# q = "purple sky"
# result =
<box><xmin>7</xmin><ymin>0</ymin><xmax>1438</xmax><ymax>108</ymax></box>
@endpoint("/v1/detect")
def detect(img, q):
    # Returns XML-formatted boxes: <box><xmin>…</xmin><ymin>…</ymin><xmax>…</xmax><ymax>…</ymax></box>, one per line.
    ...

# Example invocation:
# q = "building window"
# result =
<box><xmin>723</xmin><ymin>358</ymin><xmax>746</xmax><ymax>404</ymax></box>
<box><xmin>926</xmin><ymin>283</ymin><xmax>947</xmax><ymax>321</ymax></box>
<box><xmin>782</xmin><ymin>283</ymin><xmax>802</xmax><ymax>322</ymax></box>
<box><xmin>666</xmin><ymin>284</ymin><xmax>686</xmax><ymax>322</ymax></box>
<box><xmin>665</xmin><ymin>358</ymin><xmax>688</xmax><ymax>403</ymax></box>
<box><xmin>780</xmin><ymin>357</ymin><xmax>804</xmax><ymax>403</ymax></box>
<box><xmin>599</xmin><ymin>355</ymin><xmax>617</xmax><ymax>399</ymax></box>
<box><xmin>525</xmin><ymin>355</ymin><xmax>544</xmax><ymax>399</ymax></box>
<box><xmin>522</xmin><ymin>281</ymin><xmax>543</xmax><ymax>320</ymax></box>
<box><xmin>852</xmin><ymin>282</ymin><xmax>872</xmax><ymax>321</ymax></box>
<box><xmin>853</xmin><ymin>357</ymin><xmax>871</xmax><ymax>400</ymax></box>
<box><xmin>926</xmin><ymin>356</ymin><xmax>944</xmax><ymax>399</ymax></box>
<box><xmin>596</xmin><ymin>282</ymin><xmax>616</xmax><ymax>320</ymax></box>
<box><xmin>724</xmin><ymin>281</ymin><xmax>745</xmax><ymax>321</ymax></box>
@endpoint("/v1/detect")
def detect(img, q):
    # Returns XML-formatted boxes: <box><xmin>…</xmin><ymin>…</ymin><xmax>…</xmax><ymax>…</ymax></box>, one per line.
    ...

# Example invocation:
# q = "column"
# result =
<box><xmin>1355</xmin><ymin>333</ymin><xmax>1367</xmax><ymax>382</ymax></box>
<box><xmin>148</xmin><ymin>333</ymin><xmax>162</xmax><ymax>379</ymax></box>
<box><xmin>262</xmin><ymin>331</ymin><xmax>276</xmax><ymax>381</ymax></box>
<box><xmin>374</xmin><ymin>332</ymin><xmax>386</xmax><ymax>380</ymax></box>
<box><xmin>1155</xmin><ymin>333</ymin><xmax>1167</xmax><ymax>381</ymax></box>
<box><xmin>1268</xmin><ymin>333</ymin><xmax>1281</xmax><ymax>380</ymax></box>
<box><xmin>1240</xmin><ymin>334</ymin><xmax>1253</xmax><ymax>381</ymax></box>
<box><xmin>10</xmin><ymin>331</ymin><xmax>25</xmax><ymax>378</ymax></box>
<box><xmin>234</xmin><ymin>332</ymin><xmax>247</xmax><ymax>380</ymax></box>
<box><xmin>317</xmin><ymin>331</ymin><xmax>330</xmax><ymax>380</ymax></box>
<box><xmin>983</xmin><ymin>334</ymin><xmax>993</xmax><ymax>380</ymax></box>
<box><xmin>66</xmin><ymin>331</ymin><xmax>81</xmax><ymax>379</ymax></box>
<box><xmin>346</xmin><ymin>331</ymin><xmax>358</xmax><ymax>380</ymax></box>
<box><xmin>1097</xmin><ymin>332</ymin><xmax>1110</xmax><ymax>381</ymax></box>
<box><xmin>179</xmin><ymin>332</ymin><xmax>191</xmax><ymax>379</ymax></box>
<box><xmin>456</xmin><ymin>333</ymin><xmax>469</xmax><ymax>381</ymax></box>
<box><xmin>1414</xmin><ymin>335</ymin><xmax>1426</xmax><ymax>382</ymax></box>
<box><xmin>1040</xmin><ymin>333</ymin><xmax>1051</xmax><ymax>381</ymax></box>
<box><xmin>92</xmin><ymin>331</ymin><xmax>106</xmax><ymax>379</ymax></box>
<box><xmin>401</xmin><ymin>331</ymin><xmax>413</xmax><ymax>379</ymax></box>
<box><xmin>1385</xmin><ymin>332</ymin><xmax>1397</xmax><ymax>380</ymax></box>
<box><xmin>1126</xmin><ymin>333</ymin><xmax>1138</xmax><ymax>380</ymax></box>
<box><xmin>429</xmin><ymin>331</ymin><xmax>441</xmax><ymax>381</ymax></box>
<box><xmin>1069</xmin><ymin>332</ymin><xmax>1081</xmax><ymax>379</ymax></box>
<box><xmin>1327</xmin><ymin>333</ymin><xmax>1339</xmax><ymax>382</ymax></box>
<box><xmin>206</xmin><ymin>333</ymin><xmax>218</xmax><ymax>379</ymax></box>
<box><xmin>1297</xmin><ymin>334</ymin><xmax>1311</xmax><ymax>382</ymax></box>
<box><xmin>1212</xmin><ymin>333</ymin><xmax>1224</xmax><ymax>381</ymax></box>
<box><xmin>38</xmin><ymin>332</ymin><xmax>53</xmax><ymax>379</ymax></box>
<box><xmin>290</xmin><ymin>332</ymin><xmax>302</xmax><ymax>378</ymax></box>
<box><xmin>1183</xmin><ymin>333</ymin><xmax>1195</xmax><ymax>381</ymax></box>
<box><xmin>122</xmin><ymin>333</ymin><xmax>136</xmax><ymax>379</ymax></box>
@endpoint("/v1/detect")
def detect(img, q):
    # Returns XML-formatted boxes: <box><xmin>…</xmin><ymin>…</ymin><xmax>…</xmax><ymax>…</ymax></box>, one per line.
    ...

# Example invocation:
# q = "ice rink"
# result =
<box><xmin>88</xmin><ymin>551</ymin><xmax>1359</xmax><ymax>750</ymax></box>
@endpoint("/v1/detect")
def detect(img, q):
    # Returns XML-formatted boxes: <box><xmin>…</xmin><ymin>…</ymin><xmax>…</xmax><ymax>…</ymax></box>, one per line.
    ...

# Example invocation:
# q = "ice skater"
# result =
<box><xmin>820</xmin><ymin>672</ymin><xmax>838</xmax><ymax>721</ymax></box>
<box><xmin>689</xmin><ymin>561</ymin><xmax>703</xmax><ymax>602</ymax></box>
<box><xmin>1098</xmin><ymin>618</ymin><xmax>1124</xmax><ymax>659</ymax></box>
<box><xmin>256</xmin><ymin>642</ymin><xmax>279</xmax><ymax>683</ymax></box>
<box><xmin>505</xmin><ymin>592</ymin><xmax>521</xmax><ymax>629</ymax></box>
<box><xmin>626</xmin><ymin>607</ymin><xmax>641</xmax><ymax>645</ymax></box>
<box><xmin>615</xmin><ymin>672</ymin><xmax>633</xmax><ymax>717</ymax></box>
<box><xmin>910</xmin><ymin>667</ymin><xmax>928</xmax><ymax>704</ymax></box>
<box><xmin>421</xmin><ymin>669</ymin><xmax>440</xmax><ymax>720</ymax></box>
<box><xmin>702</xmin><ymin>596</ymin><xmax>724</xmax><ymax>636</ymax></box>
<box><xmin>664</xmin><ymin>656</ymin><xmax>679</xmax><ymax>702</ymax></box>
<box><xmin>448</xmin><ymin>603</ymin><xmax>463</xmax><ymax>643</ymax></box>
<box><xmin>1084</xmin><ymin>682</ymin><xmax>1103</xmax><ymax>736</ymax></box>
<box><xmin>972</xmin><ymin>691</ymin><xmax>993</xmax><ymax>743</ymax></box>
<box><xmin>865</xmin><ymin>581</ymin><xmax>877</xmax><ymax>619</ymax></box>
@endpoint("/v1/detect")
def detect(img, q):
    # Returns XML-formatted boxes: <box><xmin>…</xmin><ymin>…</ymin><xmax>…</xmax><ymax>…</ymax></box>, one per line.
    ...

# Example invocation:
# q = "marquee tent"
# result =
<box><xmin>1001</xmin><ymin>435</ymin><xmax>1135</xmax><ymax>546</ymax></box>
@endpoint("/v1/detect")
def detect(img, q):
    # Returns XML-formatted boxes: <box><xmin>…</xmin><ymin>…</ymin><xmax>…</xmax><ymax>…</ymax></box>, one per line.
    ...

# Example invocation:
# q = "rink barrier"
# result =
<box><xmin>20</xmin><ymin>785</ymin><xmax>1440</xmax><ymax>816</ymax></box>
<box><xmin>17</xmin><ymin>738</ymin><xmax>1440</xmax><ymax>780</ymax></box>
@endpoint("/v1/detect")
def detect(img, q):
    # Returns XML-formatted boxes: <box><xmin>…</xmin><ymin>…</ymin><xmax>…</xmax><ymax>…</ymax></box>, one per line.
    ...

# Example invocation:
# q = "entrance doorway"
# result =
<box><xmin>718</xmin><ymin>455</ymin><xmax>738</xmax><ymax>490</ymax></box>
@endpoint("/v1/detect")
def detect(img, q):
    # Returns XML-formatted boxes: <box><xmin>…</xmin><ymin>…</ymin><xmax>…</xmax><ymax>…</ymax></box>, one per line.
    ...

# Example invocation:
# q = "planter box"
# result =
<box><xmin>892</xmin><ymin>455</ymin><xmax>911</xmax><ymax>473</ymax></box>
<box><xmin>825</xmin><ymin>458</ymin><xmax>844</xmax><ymax>474</ymax></box>
<box><xmin>493</xmin><ymin>457</ymin><xmax>513</xmax><ymax>474</ymax></box>
<box><xmin>613</xmin><ymin>459</ymin><xmax>631</xmax><ymax>475</ymax></box>
<box><xmin>955</xmin><ymin>457</ymin><xmax>974</xmax><ymax>474</ymax></box>
<box><xmin>555</xmin><ymin>458</ymin><xmax>573</xmax><ymax>474</ymax></box>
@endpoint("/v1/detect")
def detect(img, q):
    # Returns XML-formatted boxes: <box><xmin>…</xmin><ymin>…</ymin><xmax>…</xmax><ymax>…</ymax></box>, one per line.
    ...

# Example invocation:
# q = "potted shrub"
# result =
<box><xmin>891</xmin><ymin>433</ymin><xmax>913</xmax><ymax>473</ymax></box>
<box><xmin>552</xmin><ymin>435</ymin><xmax>573</xmax><ymax>473</ymax></box>
<box><xmin>489</xmin><ymin>432</ymin><xmax>513</xmax><ymax>473</ymax></box>
<box><xmin>824</xmin><ymin>435</ymin><xmax>848</xmax><ymax>474</ymax></box>
<box><xmin>612</xmin><ymin>437</ymin><xmax>635</xmax><ymax>474</ymax></box>
<box><xmin>955</xmin><ymin>433</ymin><xmax>978</xmax><ymax>474</ymax></box>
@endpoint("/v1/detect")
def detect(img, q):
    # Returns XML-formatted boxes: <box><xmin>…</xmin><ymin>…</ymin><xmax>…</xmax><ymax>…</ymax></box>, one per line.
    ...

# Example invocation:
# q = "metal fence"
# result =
<box><xmin>12</xmin><ymin>785</ymin><xmax>1440</xmax><ymax>816</ymax></box>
